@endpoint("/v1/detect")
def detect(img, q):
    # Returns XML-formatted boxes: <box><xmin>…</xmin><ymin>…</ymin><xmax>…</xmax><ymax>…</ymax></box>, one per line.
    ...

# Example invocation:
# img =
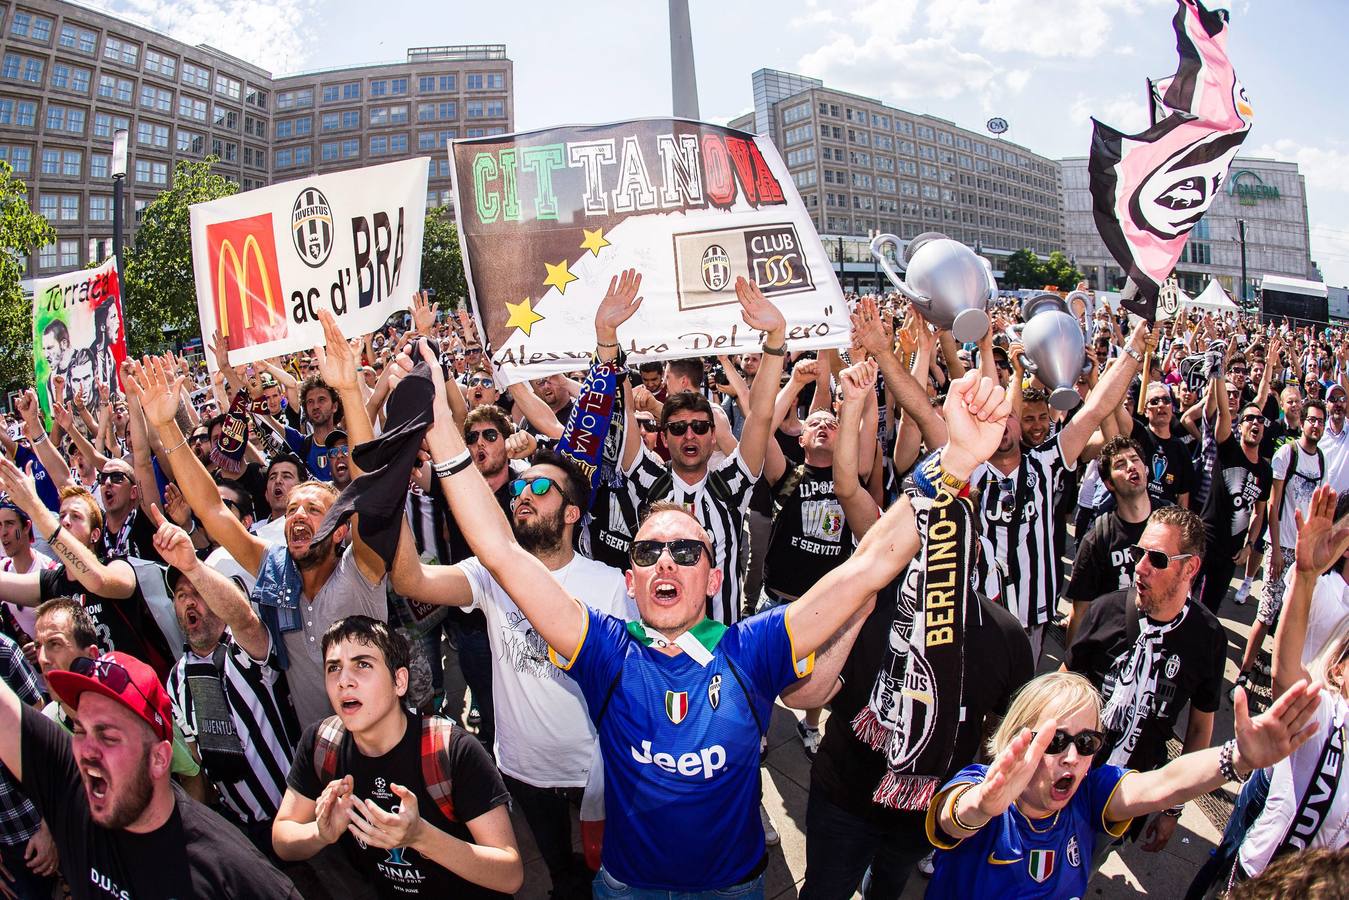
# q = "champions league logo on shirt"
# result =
<box><xmin>377</xmin><ymin>847</ymin><xmax>427</xmax><ymax>887</ymax></box>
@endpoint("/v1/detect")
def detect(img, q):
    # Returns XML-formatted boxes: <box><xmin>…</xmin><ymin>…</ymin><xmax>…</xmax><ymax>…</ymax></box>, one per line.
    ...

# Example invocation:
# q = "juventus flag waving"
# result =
<box><xmin>1089</xmin><ymin>0</ymin><xmax>1252</xmax><ymax>320</ymax></box>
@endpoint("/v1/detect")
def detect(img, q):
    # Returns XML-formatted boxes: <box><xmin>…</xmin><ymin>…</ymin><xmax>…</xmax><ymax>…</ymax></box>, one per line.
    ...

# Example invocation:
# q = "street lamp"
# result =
<box><xmin>111</xmin><ymin>128</ymin><xmax>128</xmax><ymax>275</ymax></box>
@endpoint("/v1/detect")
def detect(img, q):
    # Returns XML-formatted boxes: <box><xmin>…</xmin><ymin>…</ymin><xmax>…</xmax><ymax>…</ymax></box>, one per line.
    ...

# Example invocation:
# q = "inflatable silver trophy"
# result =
<box><xmin>1007</xmin><ymin>292</ymin><xmax>1089</xmax><ymax>411</ymax></box>
<box><xmin>869</xmin><ymin>232</ymin><xmax>994</xmax><ymax>343</ymax></box>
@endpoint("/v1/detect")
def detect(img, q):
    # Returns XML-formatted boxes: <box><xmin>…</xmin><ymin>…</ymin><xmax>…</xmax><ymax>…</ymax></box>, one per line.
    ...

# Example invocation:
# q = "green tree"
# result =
<box><xmin>1000</xmin><ymin>248</ymin><xmax>1042</xmax><ymax>289</ymax></box>
<box><xmin>0</xmin><ymin>161</ymin><xmax>58</xmax><ymax>394</ymax></box>
<box><xmin>121</xmin><ymin>156</ymin><xmax>237</xmax><ymax>355</ymax></box>
<box><xmin>420</xmin><ymin>206</ymin><xmax>467</xmax><ymax>309</ymax></box>
<box><xmin>1040</xmin><ymin>251</ymin><xmax>1083</xmax><ymax>292</ymax></box>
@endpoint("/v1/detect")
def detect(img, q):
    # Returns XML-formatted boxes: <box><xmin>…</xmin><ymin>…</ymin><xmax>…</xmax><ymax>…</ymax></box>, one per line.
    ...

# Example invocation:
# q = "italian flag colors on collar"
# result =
<box><xmin>626</xmin><ymin>618</ymin><xmax>727</xmax><ymax>667</ymax></box>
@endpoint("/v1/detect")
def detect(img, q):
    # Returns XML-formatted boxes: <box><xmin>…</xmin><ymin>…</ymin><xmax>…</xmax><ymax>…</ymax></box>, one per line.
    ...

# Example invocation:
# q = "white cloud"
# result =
<box><xmin>707</xmin><ymin>107</ymin><xmax>754</xmax><ymax>127</ymax></box>
<box><xmin>1249</xmin><ymin>139</ymin><xmax>1349</xmax><ymax>286</ymax></box>
<box><xmin>925</xmin><ymin>0</ymin><xmax>1119</xmax><ymax>58</ymax></box>
<box><xmin>1251</xmin><ymin>139</ymin><xmax>1349</xmax><ymax>196</ymax></box>
<box><xmin>1069</xmin><ymin>92</ymin><xmax>1150</xmax><ymax>135</ymax></box>
<box><xmin>799</xmin><ymin>34</ymin><xmax>1000</xmax><ymax>102</ymax></box>
<box><xmin>90</xmin><ymin>0</ymin><xmax>321</xmax><ymax>73</ymax></box>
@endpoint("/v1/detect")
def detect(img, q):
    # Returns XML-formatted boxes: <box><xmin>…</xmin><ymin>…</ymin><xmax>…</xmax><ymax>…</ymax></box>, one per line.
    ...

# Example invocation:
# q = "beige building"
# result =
<box><xmin>0</xmin><ymin>0</ymin><xmax>512</xmax><ymax>276</ymax></box>
<box><xmin>735</xmin><ymin>68</ymin><xmax>1063</xmax><ymax>291</ymax></box>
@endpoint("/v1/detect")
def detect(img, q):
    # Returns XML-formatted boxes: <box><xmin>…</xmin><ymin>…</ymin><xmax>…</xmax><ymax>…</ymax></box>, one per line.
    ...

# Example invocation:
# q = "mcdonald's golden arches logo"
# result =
<box><xmin>206</xmin><ymin>214</ymin><xmax>289</xmax><ymax>350</ymax></box>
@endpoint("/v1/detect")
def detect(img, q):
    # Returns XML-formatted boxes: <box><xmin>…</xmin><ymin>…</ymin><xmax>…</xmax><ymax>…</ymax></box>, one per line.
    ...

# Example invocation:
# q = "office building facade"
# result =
<box><xmin>736</xmin><ymin>68</ymin><xmax>1064</xmax><ymax>290</ymax></box>
<box><xmin>0</xmin><ymin>0</ymin><xmax>512</xmax><ymax>275</ymax></box>
<box><xmin>1061</xmin><ymin>155</ymin><xmax>1316</xmax><ymax>300</ymax></box>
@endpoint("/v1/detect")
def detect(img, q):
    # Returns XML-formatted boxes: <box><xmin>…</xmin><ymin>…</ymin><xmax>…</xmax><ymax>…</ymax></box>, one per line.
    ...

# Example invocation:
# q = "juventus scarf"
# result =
<box><xmin>1100</xmin><ymin>604</ymin><xmax>1189</xmax><ymax>767</ymax></box>
<box><xmin>852</xmin><ymin>483</ymin><xmax>971</xmax><ymax>810</ymax></box>
<box><xmin>1272</xmin><ymin>714</ymin><xmax>1346</xmax><ymax>860</ymax></box>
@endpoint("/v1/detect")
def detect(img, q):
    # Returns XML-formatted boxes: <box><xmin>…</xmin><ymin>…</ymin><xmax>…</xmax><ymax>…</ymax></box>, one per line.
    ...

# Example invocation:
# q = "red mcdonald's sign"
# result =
<box><xmin>206</xmin><ymin>213</ymin><xmax>288</xmax><ymax>351</ymax></box>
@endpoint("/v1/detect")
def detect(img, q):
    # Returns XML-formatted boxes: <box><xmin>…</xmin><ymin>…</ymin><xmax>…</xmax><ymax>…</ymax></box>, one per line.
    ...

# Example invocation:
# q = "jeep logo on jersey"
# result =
<box><xmin>708</xmin><ymin>674</ymin><xmax>721</xmax><ymax>710</ymax></box>
<box><xmin>631</xmin><ymin>740</ymin><xmax>726</xmax><ymax>779</ymax></box>
<box><xmin>1028</xmin><ymin>849</ymin><xmax>1055</xmax><ymax>883</ymax></box>
<box><xmin>291</xmin><ymin>187</ymin><xmax>334</xmax><ymax>268</ymax></box>
<box><xmin>665</xmin><ymin>690</ymin><xmax>689</xmax><ymax>724</ymax></box>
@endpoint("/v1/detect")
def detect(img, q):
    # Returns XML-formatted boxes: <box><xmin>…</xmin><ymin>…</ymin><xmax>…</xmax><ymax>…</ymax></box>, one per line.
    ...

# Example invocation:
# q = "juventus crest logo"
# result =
<box><xmin>708</xmin><ymin>674</ymin><xmax>721</xmax><ymax>710</ymax></box>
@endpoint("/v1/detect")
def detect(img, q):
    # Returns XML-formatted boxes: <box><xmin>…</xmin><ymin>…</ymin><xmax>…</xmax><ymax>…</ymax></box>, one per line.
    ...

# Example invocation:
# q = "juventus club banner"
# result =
<box><xmin>449</xmin><ymin>118</ymin><xmax>850</xmax><ymax>384</ymax></box>
<box><xmin>189</xmin><ymin>158</ymin><xmax>429</xmax><ymax>368</ymax></box>
<box><xmin>32</xmin><ymin>256</ymin><xmax>126</xmax><ymax>423</ymax></box>
<box><xmin>1089</xmin><ymin>0</ymin><xmax>1251</xmax><ymax>320</ymax></box>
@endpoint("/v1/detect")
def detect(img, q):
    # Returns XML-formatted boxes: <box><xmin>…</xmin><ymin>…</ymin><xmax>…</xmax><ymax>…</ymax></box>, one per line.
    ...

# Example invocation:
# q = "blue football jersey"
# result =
<box><xmin>553</xmin><ymin>604</ymin><xmax>811</xmax><ymax>890</ymax></box>
<box><xmin>925</xmin><ymin>763</ymin><xmax>1134</xmax><ymax>899</ymax></box>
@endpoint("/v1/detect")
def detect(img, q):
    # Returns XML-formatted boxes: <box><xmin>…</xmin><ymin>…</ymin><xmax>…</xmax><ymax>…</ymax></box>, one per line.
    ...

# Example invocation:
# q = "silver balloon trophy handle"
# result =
<box><xmin>869</xmin><ymin>233</ymin><xmax>926</xmax><ymax>308</ymax></box>
<box><xmin>1003</xmin><ymin>323</ymin><xmax>1035</xmax><ymax>373</ymax></box>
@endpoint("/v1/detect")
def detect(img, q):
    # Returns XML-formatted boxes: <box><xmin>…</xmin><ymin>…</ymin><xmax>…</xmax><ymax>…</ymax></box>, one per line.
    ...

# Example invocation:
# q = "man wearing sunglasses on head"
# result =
<box><xmin>0</xmin><ymin>647</ymin><xmax>301</xmax><ymax>896</ymax></box>
<box><xmin>1064</xmin><ymin>506</ymin><xmax>1226</xmax><ymax>859</ymax></box>
<box><xmin>392</xmin><ymin>448</ymin><xmax>634</xmax><ymax>899</ymax></box>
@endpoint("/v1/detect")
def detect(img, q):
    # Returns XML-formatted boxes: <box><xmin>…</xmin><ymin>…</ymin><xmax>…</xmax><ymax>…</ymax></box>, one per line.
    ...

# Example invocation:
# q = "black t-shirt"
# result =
<box><xmin>749</xmin><ymin>427</ymin><xmax>806</xmax><ymax>516</ymax></box>
<box><xmin>287</xmin><ymin>711</ymin><xmax>511</xmax><ymax>900</ymax></box>
<box><xmin>763</xmin><ymin>463</ymin><xmax>852</xmax><ymax>598</ymax></box>
<box><xmin>1065</xmin><ymin>508</ymin><xmax>1150</xmax><ymax>603</ymax></box>
<box><xmin>1065</xmin><ymin>590</ymin><xmax>1225</xmax><ymax>772</ymax></box>
<box><xmin>19</xmin><ymin>704</ymin><xmax>299</xmax><ymax>899</ymax></box>
<box><xmin>1129</xmin><ymin>418</ymin><xmax>1195</xmax><ymax>507</ymax></box>
<box><xmin>811</xmin><ymin>584</ymin><xmax>1034</xmax><ymax>826</ymax></box>
<box><xmin>1199</xmin><ymin>435</ymin><xmax>1273</xmax><ymax>554</ymax></box>
<box><xmin>100</xmin><ymin>508</ymin><xmax>165</xmax><ymax>566</ymax></box>
<box><xmin>39</xmin><ymin>563</ymin><xmax>175</xmax><ymax>680</ymax></box>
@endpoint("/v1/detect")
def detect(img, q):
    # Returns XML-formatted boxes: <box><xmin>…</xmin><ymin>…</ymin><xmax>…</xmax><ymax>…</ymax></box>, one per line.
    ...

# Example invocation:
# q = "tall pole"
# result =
<box><xmin>111</xmin><ymin>129</ymin><xmax>128</xmax><ymax>276</ymax></box>
<box><xmin>669</xmin><ymin>0</ymin><xmax>700</xmax><ymax>120</ymax></box>
<box><xmin>1238</xmin><ymin>218</ymin><xmax>1248</xmax><ymax>309</ymax></box>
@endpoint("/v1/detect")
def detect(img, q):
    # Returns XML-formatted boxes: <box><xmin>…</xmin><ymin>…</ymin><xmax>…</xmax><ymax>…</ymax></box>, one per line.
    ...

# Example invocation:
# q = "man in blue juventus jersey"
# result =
<box><xmin>412</xmin><ymin>322</ymin><xmax>1015</xmax><ymax>894</ymax></box>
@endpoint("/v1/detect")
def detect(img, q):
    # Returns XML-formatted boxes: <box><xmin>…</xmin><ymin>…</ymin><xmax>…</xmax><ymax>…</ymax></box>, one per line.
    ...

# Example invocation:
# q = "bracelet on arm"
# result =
<box><xmin>431</xmin><ymin>450</ymin><xmax>473</xmax><ymax>479</ymax></box>
<box><xmin>948</xmin><ymin>784</ymin><xmax>985</xmax><ymax>832</ymax></box>
<box><xmin>761</xmin><ymin>342</ymin><xmax>786</xmax><ymax>357</ymax></box>
<box><xmin>1218</xmin><ymin>738</ymin><xmax>1250</xmax><ymax>784</ymax></box>
<box><xmin>596</xmin><ymin>340</ymin><xmax>620</xmax><ymax>349</ymax></box>
<box><xmin>162</xmin><ymin>436</ymin><xmax>189</xmax><ymax>455</ymax></box>
<box><xmin>1163</xmin><ymin>806</ymin><xmax>1184</xmax><ymax>818</ymax></box>
<box><xmin>30</xmin><ymin>431</ymin><xmax>48</xmax><ymax>445</ymax></box>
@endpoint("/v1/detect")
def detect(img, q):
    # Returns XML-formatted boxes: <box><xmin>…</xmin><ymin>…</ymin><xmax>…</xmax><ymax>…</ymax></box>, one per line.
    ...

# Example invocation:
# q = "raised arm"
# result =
<box><xmin>728</xmin><ymin>277</ymin><xmax>787</xmax><ymax>478</ymax></box>
<box><xmin>786</xmin><ymin>369</ymin><xmax>1013</xmax><ymax>657</ymax></box>
<box><xmin>854</xmin><ymin>298</ymin><xmax>948</xmax><ymax>450</ymax></box>
<box><xmin>506</xmin><ymin>383</ymin><xmax>564</xmax><ymax>441</ymax></box>
<box><xmin>126</xmin><ymin>356</ymin><xmax>267</xmax><ymax>577</ymax></box>
<box><xmin>833</xmin><ymin>361</ymin><xmax>881</xmax><ymax>539</ymax></box>
<box><xmin>1058</xmin><ymin>321</ymin><xmax>1148</xmax><ymax>467</ymax></box>
<box><xmin>388</xmin><ymin>521</ymin><xmax>474</xmax><ymax>608</ymax></box>
<box><xmin>1275</xmin><ymin>487</ymin><xmax>1349</xmax><ymax>697</ymax></box>
<box><xmin>420</xmin><ymin>344</ymin><xmax>587</xmax><ymax>657</ymax></box>
<box><xmin>150</xmin><ymin>505</ymin><xmax>270</xmax><ymax>661</ymax></box>
<box><xmin>592</xmin><ymin>269</ymin><xmax>645</xmax><ymax>472</ymax></box>
<box><xmin>0</xmin><ymin>455</ymin><xmax>134</xmax><ymax>599</ymax></box>
<box><xmin>14</xmin><ymin>390</ymin><xmax>71</xmax><ymax>488</ymax></box>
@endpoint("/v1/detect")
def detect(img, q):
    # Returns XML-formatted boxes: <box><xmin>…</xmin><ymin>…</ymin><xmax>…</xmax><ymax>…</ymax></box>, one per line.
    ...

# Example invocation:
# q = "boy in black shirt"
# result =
<box><xmin>275</xmin><ymin>616</ymin><xmax>522</xmax><ymax>898</ymax></box>
<box><xmin>1198</xmin><ymin>401</ymin><xmax>1272</xmax><ymax>613</ymax></box>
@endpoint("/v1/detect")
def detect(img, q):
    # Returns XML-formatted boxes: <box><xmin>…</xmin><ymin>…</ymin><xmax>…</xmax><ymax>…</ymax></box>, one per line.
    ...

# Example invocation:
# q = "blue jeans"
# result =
<box><xmin>1184</xmin><ymin>767</ymin><xmax>1271</xmax><ymax>900</ymax></box>
<box><xmin>799</xmin><ymin>786</ymin><xmax>929</xmax><ymax>900</ymax></box>
<box><xmin>593</xmin><ymin>867</ymin><xmax>764</xmax><ymax>900</ymax></box>
<box><xmin>448</xmin><ymin>620</ymin><xmax>495</xmax><ymax>748</ymax></box>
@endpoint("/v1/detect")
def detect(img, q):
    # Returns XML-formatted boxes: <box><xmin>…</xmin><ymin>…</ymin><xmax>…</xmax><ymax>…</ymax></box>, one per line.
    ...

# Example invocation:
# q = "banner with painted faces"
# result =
<box><xmin>32</xmin><ymin>256</ymin><xmax>126</xmax><ymax>423</ymax></box>
<box><xmin>449</xmin><ymin>118</ymin><xmax>849</xmax><ymax>384</ymax></box>
<box><xmin>189</xmin><ymin>158</ymin><xmax>429</xmax><ymax>368</ymax></box>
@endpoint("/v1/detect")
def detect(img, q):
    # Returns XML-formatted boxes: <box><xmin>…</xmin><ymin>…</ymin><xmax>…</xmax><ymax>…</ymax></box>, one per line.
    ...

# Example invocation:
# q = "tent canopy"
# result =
<box><xmin>1186</xmin><ymin>279</ymin><xmax>1238</xmax><ymax>312</ymax></box>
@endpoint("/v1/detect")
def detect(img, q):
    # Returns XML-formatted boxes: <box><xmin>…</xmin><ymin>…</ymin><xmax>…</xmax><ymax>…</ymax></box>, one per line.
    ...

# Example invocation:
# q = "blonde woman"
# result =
<box><xmin>924</xmin><ymin>668</ymin><xmax>1322</xmax><ymax>898</ymax></box>
<box><xmin>1234</xmin><ymin>485</ymin><xmax>1349</xmax><ymax>884</ymax></box>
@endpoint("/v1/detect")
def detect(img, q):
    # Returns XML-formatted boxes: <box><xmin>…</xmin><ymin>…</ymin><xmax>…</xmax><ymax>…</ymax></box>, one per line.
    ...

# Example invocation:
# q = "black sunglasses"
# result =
<box><xmin>638</xmin><ymin>419</ymin><xmax>660</xmax><ymax>433</ymax></box>
<box><xmin>466</xmin><ymin>428</ymin><xmax>500</xmax><ymax>445</ymax></box>
<box><xmin>1127</xmin><ymin>545</ymin><xmax>1194</xmax><ymax>569</ymax></box>
<box><xmin>664</xmin><ymin>420</ymin><xmax>712</xmax><ymax>436</ymax></box>
<box><xmin>509</xmin><ymin>476</ymin><xmax>556</xmax><ymax>498</ymax></box>
<box><xmin>98</xmin><ymin>471</ymin><xmax>132</xmax><ymax>485</ymax></box>
<box><xmin>630</xmin><ymin>538</ymin><xmax>711</xmax><ymax>568</ymax></box>
<box><xmin>1240</xmin><ymin>414</ymin><xmax>1267</xmax><ymax>426</ymax></box>
<box><xmin>1039</xmin><ymin>728</ymin><xmax>1106</xmax><ymax>757</ymax></box>
<box><xmin>997</xmin><ymin>476</ymin><xmax>1015</xmax><ymax>507</ymax></box>
<box><xmin>70</xmin><ymin>656</ymin><xmax>156</xmax><ymax>717</ymax></box>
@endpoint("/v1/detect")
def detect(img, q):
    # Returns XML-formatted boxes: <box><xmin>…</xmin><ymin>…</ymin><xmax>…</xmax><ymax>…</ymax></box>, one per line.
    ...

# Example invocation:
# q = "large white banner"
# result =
<box><xmin>189</xmin><ymin>158</ymin><xmax>429</xmax><ymax>367</ymax></box>
<box><xmin>32</xmin><ymin>256</ymin><xmax>126</xmax><ymax>423</ymax></box>
<box><xmin>449</xmin><ymin>119</ymin><xmax>849</xmax><ymax>384</ymax></box>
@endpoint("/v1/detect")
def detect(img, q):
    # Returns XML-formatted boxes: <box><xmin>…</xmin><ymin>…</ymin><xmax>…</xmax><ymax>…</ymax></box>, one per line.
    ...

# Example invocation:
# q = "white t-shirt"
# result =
<box><xmin>1238</xmin><ymin>692</ymin><xmax>1348</xmax><ymax>875</ymax></box>
<box><xmin>1320</xmin><ymin>422</ymin><xmax>1349</xmax><ymax>494</ymax></box>
<box><xmin>1304</xmin><ymin>572</ymin><xmax>1349</xmax><ymax>669</ymax></box>
<box><xmin>457</xmin><ymin>553</ymin><xmax>635</xmax><ymax>788</ymax></box>
<box><xmin>2</xmin><ymin>549</ymin><xmax>56</xmax><ymax>637</ymax></box>
<box><xmin>1271</xmin><ymin>443</ymin><xmax>1325</xmax><ymax>550</ymax></box>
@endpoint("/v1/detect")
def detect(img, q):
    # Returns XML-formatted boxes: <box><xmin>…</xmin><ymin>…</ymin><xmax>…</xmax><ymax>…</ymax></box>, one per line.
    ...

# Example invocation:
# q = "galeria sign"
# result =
<box><xmin>189</xmin><ymin>158</ymin><xmax>429</xmax><ymax>367</ymax></box>
<box><xmin>449</xmin><ymin>118</ymin><xmax>849</xmax><ymax>384</ymax></box>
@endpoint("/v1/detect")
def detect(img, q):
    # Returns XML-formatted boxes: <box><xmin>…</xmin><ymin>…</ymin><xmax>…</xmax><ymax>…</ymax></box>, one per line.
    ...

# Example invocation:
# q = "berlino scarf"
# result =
<box><xmin>210</xmin><ymin>389</ymin><xmax>251</xmax><ymax>476</ymax></box>
<box><xmin>851</xmin><ymin>467</ymin><xmax>971</xmax><ymax>811</ymax></box>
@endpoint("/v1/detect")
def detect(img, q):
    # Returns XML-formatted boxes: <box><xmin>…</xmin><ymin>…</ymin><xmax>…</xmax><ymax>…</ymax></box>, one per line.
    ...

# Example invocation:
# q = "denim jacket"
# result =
<box><xmin>251</xmin><ymin>543</ymin><xmax>303</xmax><ymax>670</ymax></box>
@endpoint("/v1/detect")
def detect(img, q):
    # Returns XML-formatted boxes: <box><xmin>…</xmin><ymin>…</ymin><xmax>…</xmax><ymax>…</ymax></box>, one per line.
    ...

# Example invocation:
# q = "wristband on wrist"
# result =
<box><xmin>948</xmin><ymin>784</ymin><xmax>985</xmax><ymax>832</ymax></box>
<box><xmin>431</xmin><ymin>450</ymin><xmax>472</xmax><ymax>479</ymax></box>
<box><xmin>1163</xmin><ymin>806</ymin><xmax>1184</xmax><ymax>818</ymax></box>
<box><xmin>30</xmin><ymin>431</ymin><xmax>48</xmax><ymax>445</ymax></box>
<box><xmin>762</xmin><ymin>342</ymin><xmax>786</xmax><ymax>357</ymax></box>
<box><xmin>1219</xmin><ymin>738</ymin><xmax>1250</xmax><ymax>784</ymax></box>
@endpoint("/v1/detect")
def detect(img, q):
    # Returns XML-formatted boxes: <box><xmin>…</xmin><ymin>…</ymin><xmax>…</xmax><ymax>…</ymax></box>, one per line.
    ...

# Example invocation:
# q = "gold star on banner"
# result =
<box><xmin>580</xmin><ymin>228</ymin><xmax>610</xmax><ymax>257</ymax></box>
<box><xmin>504</xmin><ymin>297</ymin><xmax>545</xmax><ymax>336</ymax></box>
<box><xmin>543</xmin><ymin>259</ymin><xmax>579</xmax><ymax>294</ymax></box>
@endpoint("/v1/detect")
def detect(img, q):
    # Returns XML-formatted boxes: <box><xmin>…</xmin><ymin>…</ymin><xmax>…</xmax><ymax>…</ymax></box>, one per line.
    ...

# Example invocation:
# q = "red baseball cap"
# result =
<box><xmin>47</xmin><ymin>652</ymin><xmax>173</xmax><ymax>742</ymax></box>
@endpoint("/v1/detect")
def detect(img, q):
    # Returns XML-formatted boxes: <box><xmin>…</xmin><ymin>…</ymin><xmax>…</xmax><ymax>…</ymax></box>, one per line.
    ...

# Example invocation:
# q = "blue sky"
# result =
<box><xmin>96</xmin><ymin>0</ymin><xmax>1349</xmax><ymax>285</ymax></box>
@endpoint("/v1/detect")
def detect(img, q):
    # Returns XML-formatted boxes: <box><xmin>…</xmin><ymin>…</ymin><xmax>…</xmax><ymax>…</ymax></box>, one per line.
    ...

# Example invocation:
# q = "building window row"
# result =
<box><xmin>10</xmin><ymin>11</ymin><xmax>54</xmax><ymax>43</ymax></box>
